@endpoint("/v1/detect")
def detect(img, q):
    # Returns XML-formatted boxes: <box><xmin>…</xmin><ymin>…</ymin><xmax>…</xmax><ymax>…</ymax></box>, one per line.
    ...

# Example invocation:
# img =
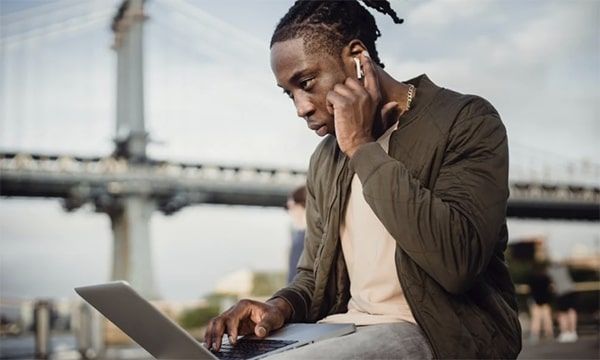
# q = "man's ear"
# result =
<box><xmin>341</xmin><ymin>39</ymin><xmax>368</xmax><ymax>79</ymax></box>
<box><xmin>343</xmin><ymin>39</ymin><xmax>367</xmax><ymax>58</ymax></box>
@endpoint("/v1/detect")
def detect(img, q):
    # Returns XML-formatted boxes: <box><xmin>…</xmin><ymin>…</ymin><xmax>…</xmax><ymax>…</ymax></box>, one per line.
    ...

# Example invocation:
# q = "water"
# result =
<box><xmin>0</xmin><ymin>333</ymin><xmax>76</xmax><ymax>359</ymax></box>
<box><xmin>0</xmin><ymin>332</ymin><xmax>155</xmax><ymax>360</ymax></box>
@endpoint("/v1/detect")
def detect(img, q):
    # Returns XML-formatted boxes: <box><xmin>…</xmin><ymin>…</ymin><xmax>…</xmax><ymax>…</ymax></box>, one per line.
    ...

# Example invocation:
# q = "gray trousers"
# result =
<box><xmin>266</xmin><ymin>322</ymin><xmax>433</xmax><ymax>360</ymax></box>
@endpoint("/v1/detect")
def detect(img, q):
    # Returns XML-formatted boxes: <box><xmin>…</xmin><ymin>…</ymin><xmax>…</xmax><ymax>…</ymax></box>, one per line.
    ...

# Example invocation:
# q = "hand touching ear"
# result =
<box><xmin>327</xmin><ymin>51</ymin><xmax>399</xmax><ymax>157</ymax></box>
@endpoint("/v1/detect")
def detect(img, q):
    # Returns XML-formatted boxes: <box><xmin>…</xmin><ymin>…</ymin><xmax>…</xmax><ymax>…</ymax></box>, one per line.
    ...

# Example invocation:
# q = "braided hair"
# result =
<box><xmin>270</xmin><ymin>0</ymin><xmax>403</xmax><ymax>68</ymax></box>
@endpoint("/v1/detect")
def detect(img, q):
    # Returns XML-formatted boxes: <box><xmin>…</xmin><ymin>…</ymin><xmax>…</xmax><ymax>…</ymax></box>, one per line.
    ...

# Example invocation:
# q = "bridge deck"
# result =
<box><xmin>1</xmin><ymin>152</ymin><xmax>599</xmax><ymax>219</ymax></box>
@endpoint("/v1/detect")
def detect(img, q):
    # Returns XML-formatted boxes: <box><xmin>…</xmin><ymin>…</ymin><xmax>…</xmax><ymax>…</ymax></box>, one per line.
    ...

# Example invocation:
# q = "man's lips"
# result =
<box><xmin>308</xmin><ymin>123</ymin><xmax>328</xmax><ymax>136</ymax></box>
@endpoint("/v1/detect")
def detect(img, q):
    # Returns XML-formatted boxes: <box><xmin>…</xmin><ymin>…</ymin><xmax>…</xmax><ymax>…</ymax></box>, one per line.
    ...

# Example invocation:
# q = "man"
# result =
<box><xmin>205</xmin><ymin>1</ymin><xmax>522</xmax><ymax>358</ymax></box>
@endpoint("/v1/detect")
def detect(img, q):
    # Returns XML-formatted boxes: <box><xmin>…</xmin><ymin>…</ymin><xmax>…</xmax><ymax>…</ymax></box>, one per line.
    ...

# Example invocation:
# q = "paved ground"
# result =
<box><xmin>518</xmin><ymin>333</ymin><xmax>599</xmax><ymax>359</ymax></box>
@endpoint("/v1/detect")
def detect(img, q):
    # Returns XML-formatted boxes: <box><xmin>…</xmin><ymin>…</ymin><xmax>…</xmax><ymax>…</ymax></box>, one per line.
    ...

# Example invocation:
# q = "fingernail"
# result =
<box><xmin>257</xmin><ymin>326</ymin><xmax>266</xmax><ymax>337</ymax></box>
<box><xmin>362</xmin><ymin>50</ymin><xmax>370</xmax><ymax>57</ymax></box>
<box><xmin>229</xmin><ymin>335</ymin><xmax>235</xmax><ymax>344</ymax></box>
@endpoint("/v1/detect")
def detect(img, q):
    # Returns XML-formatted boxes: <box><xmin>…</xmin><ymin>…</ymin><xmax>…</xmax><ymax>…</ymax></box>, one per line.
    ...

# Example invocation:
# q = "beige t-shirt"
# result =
<box><xmin>319</xmin><ymin>122</ymin><xmax>416</xmax><ymax>325</ymax></box>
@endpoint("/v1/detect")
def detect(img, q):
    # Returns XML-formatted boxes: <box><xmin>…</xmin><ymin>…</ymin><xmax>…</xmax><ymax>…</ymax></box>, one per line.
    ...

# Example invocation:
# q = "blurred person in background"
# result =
<box><xmin>547</xmin><ymin>261</ymin><xmax>579</xmax><ymax>343</ymax></box>
<box><xmin>285</xmin><ymin>185</ymin><xmax>307</xmax><ymax>284</ymax></box>
<box><xmin>526</xmin><ymin>261</ymin><xmax>554</xmax><ymax>344</ymax></box>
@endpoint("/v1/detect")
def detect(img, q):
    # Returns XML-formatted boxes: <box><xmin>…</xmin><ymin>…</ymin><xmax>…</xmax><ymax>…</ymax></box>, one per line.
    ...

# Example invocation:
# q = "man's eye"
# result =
<box><xmin>300</xmin><ymin>78</ymin><xmax>314</xmax><ymax>90</ymax></box>
<box><xmin>283</xmin><ymin>90</ymin><xmax>293</xmax><ymax>100</ymax></box>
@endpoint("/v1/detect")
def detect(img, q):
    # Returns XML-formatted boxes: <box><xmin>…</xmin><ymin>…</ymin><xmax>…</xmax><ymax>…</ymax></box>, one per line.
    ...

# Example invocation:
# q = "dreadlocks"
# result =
<box><xmin>270</xmin><ymin>0</ymin><xmax>403</xmax><ymax>68</ymax></box>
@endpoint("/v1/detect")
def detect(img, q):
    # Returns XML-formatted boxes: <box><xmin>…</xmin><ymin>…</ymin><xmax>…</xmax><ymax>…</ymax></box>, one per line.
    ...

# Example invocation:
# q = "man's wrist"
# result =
<box><xmin>344</xmin><ymin>138</ymin><xmax>373</xmax><ymax>158</ymax></box>
<box><xmin>267</xmin><ymin>297</ymin><xmax>293</xmax><ymax>322</ymax></box>
<box><xmin>348</xmin><ymin>142</ymin><xmax>392</xmax><ymax>182</ymax></box>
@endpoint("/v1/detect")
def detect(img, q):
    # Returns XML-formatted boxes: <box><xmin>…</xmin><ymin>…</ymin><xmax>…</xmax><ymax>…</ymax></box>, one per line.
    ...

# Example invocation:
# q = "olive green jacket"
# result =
<box><xmin>273</xmin><ymin>75</ymin><xmax>522</xmax><ymax>359</ymax></box>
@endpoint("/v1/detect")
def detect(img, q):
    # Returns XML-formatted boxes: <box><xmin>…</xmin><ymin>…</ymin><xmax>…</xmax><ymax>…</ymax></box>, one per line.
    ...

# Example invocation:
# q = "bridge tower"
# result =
<box><xmin>108</xmin><ymin>0</ymin><xmax>157</xmax><ymax>299</ymax></box>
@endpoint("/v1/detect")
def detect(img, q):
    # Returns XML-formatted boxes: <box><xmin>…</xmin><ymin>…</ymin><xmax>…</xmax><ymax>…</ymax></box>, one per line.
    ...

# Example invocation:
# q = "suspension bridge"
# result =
<box><xmin>1</xmin><ymin>0</ymin><xmax>599</xmax><ymax>299</ymax></box>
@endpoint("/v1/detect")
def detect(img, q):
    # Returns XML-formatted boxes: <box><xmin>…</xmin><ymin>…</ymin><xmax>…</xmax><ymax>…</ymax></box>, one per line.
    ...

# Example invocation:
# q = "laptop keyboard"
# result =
<box><xmin>214</xmin><ymin>338</ymin><xmax>298</xmax><ymax>360</ymax></box>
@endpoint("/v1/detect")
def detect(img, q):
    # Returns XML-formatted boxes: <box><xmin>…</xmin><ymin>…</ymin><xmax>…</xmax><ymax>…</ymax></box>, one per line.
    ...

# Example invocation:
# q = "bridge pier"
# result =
<box><xmin>106</xmin><ymin>0</ymin><xmax>157</xmax><ymax>299</ymax></box>
<box><xmin>109</xmin><ymin>196</ymin><xmax>158</xmax><ymax>299</ymax></box>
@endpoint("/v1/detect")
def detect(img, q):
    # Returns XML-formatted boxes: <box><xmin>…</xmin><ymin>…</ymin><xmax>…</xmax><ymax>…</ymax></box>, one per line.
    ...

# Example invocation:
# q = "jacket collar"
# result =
<box><xmin>398</xmin><ymin>74</ymin><xmax>443</xmax><ymax>129</ymax></box>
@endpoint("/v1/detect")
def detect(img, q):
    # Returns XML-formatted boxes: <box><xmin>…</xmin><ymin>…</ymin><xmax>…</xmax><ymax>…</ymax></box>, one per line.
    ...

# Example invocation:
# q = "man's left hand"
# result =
<box><xmin>326</xmin><ymin>51</ymin><xmax>398</xmax><ymax>157</ymax></box>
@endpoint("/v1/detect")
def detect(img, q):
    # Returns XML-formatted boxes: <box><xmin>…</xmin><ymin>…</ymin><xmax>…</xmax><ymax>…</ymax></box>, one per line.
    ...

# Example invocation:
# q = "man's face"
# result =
<box><xmin>270</xmin><ymin>38</ymin><xmax>348</xmax><ymax>137</ymax></box>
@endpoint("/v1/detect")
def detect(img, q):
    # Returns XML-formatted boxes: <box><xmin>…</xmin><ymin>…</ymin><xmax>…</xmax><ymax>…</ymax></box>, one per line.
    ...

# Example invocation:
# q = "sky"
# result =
<box><xmin>0</xmin><ymin>0</ymin><xmax>599</xmax><ymax>302</ymax></box>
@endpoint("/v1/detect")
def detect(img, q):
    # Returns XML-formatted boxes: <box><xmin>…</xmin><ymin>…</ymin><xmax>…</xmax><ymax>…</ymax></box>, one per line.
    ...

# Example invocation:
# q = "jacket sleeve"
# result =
<box><xmin>270</xmin><ymin>151</ymin><xmax>323</xmax><ymax>322</ymax></box>
<box><xmin>349</xmin><ymin>98</ymin><xmax>509</xmax><ymax>294</ymax></box>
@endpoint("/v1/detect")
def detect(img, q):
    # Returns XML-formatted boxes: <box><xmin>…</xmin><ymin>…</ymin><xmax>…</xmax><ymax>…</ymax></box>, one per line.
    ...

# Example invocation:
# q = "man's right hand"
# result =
<box><xmin>203</xmin><ymin>298</ymin><xmax>290</xmax><ymax>352</ymax></box>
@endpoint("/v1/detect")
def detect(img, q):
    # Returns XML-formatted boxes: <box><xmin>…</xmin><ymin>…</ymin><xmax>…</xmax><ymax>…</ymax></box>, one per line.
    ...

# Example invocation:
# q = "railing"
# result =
<box><xmin>0</xmin><ymin>152</ymin><xmax>307</xmax><ymax>213</ymax></box>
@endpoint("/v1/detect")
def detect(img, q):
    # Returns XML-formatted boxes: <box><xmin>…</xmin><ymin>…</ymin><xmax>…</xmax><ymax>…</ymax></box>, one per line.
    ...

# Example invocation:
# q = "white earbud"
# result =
<box><xmin>353</xmin><ymin>57</ymin><xmax>364</xmax><ymax>80</ymax></box>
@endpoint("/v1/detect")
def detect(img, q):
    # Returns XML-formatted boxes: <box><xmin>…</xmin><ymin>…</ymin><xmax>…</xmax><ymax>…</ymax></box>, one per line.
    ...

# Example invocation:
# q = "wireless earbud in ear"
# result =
<box><xmin>353</xmin><ymin>57</ymin><xmax>364</xmax><ymax>80</ymax></box>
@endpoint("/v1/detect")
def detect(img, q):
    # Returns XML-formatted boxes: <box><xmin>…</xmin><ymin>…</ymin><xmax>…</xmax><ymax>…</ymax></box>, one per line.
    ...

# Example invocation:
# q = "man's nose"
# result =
<box><xmin>294</xmin><ymin>94</ymin><xmax>314</xmax><ymax>120</ymax></box>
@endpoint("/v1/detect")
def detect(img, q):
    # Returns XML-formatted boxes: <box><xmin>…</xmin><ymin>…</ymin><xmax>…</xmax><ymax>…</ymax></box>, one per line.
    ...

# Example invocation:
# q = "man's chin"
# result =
<box><xmin>315</xmin><ymin>125</ymin><xmax>330</xmax><ymax>137</ymax></box>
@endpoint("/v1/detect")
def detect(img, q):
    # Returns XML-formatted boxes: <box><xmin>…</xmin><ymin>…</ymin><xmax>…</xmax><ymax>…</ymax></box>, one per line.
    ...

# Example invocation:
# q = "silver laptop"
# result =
<box><xmin>75</xmin><ymin>281</ymin><xmax>355</xmax><ymax>359</ymax></box>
